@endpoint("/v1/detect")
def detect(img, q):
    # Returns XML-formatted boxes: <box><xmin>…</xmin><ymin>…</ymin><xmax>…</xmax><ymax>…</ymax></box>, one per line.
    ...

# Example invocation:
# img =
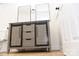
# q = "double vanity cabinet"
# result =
<box><xmin>8</xmin><ymin>20</ymin><xmax>50</xmax><ymax>53</ymax></box>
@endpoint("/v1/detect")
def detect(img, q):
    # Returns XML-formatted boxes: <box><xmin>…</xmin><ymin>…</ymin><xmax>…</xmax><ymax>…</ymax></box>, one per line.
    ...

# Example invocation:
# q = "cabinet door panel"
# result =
<box><xmin>11</xmin><ymin>26</ymin><xmax>22</xmax><ymax>47</ymax></box>
<box><xmin>36</xmin><ymin>24</ymin><xmax>48</xmax><ymax>45</ymax></box>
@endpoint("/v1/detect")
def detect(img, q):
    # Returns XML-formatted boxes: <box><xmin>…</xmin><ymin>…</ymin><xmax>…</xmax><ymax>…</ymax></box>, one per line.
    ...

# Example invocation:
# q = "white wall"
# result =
<box><xmin>58</xmin><ymin>4</ymin><xmax>79</xmax><ymax>56</ymax></box>
<box><xmin>0</xmin><ymin>4</ymin><xmax>18</xmax><ymax>52</ymax></box>
<box><xmin>49</xmin><ymin>4</ymin><xmax>62</xmax><ymax>50</ymax></box>
<box><xmin>0</xmin><ymin>4</ymin><xmax>17</xmax><ymax>40</ymax></box>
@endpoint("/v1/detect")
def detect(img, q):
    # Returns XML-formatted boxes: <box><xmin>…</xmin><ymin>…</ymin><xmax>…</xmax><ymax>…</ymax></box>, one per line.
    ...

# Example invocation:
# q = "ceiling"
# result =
<box><xmin>0</xmin><ymin>0</ymin><xmax>79</xmax><ymax>6</ymax></box>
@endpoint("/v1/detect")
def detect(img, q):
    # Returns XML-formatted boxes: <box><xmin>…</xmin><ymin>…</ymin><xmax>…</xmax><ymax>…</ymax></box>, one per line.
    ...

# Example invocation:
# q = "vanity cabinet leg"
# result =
<box><xmin>7</xmin><ymin>48</ymin><xmax>10</xmax><ymax>54</ymax></box>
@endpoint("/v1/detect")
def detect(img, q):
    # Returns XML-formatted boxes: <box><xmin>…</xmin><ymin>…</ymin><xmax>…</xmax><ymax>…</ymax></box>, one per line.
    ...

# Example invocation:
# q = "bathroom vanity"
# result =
<box><xmin>8</xmin><ymin>20</ymin><xmax>50</xmax><ymax>53</ymax></box>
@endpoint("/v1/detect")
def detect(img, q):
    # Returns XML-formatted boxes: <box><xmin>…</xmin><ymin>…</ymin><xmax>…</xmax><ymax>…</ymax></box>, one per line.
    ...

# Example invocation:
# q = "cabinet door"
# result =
<box><xmin>36</xmin><ymin>24</ymin><xmax>48</xmax><ymax>46</ymax></box>
<box><xmin>10</xmin><ymin>26</ymin><xmax>22</xmax><ymax>47</ymax></box>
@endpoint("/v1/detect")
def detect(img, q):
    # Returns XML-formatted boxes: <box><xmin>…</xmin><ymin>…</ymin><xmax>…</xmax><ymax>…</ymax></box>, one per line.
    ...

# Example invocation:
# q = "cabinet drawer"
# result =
<box><xmin>23</xmin><ymin>24</ymin><xmax>35</xmax><ymax>31</ymax></box>
<box><xmin>23</xmin><ymin>24</ymin><xmax>35</xmax><ymax>47</ymax></box>
<box><xmin>23</xmin><ymin>31</ymin><xmax>35</xmax><ymax>38</ymax></box>
<box><xmin>23</xmin><ymin>38</ymin><xmax>35</xmax><ymax>47</ymax></box>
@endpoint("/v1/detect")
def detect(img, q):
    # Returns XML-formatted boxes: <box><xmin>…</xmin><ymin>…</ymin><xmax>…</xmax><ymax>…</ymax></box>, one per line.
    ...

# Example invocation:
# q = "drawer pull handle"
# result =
<box><xmin>26</xmin><ymin>24</ymin><xmax>31</xmax><ymax>26</ymax></box>
<box><xmin>26</xmin><ymin>31</ymin><xmax>31</xmax><ymax>33</ymax></box>
<box><xmin>26</xmin><ymin>38</ymin><xmax>31</xmax><ymax>40</ymax></box>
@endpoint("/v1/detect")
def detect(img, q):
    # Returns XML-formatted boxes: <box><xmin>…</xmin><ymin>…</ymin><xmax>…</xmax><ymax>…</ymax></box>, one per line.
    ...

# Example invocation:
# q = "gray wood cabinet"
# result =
<box><xmin>8</xmin><ymin>20</ymin><xmax>50</xmax><ymax>53</ymax></box>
